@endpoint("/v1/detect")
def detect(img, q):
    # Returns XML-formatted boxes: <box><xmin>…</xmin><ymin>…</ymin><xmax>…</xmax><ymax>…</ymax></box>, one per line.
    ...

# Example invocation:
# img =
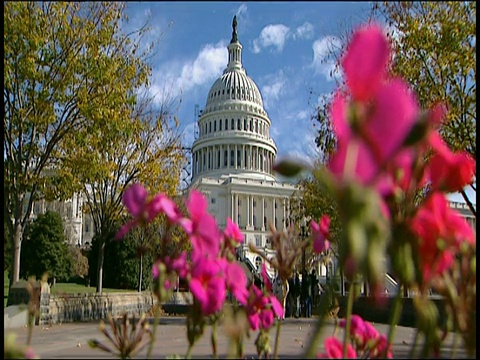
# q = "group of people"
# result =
<box><xmin>272</xmin><ymin>269</ymin><xmax>320</xmax><ymax>318</ymax></box>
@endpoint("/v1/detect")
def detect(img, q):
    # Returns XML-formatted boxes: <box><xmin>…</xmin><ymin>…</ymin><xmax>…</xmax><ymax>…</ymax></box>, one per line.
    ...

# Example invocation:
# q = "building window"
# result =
<box><xmin>255</xmin><ymin>236</ymin><xmax>262</xmax><ymax>248</ymax></box>
<box><xmin>253</xmin><ymin>200</ymin><xmax>256</xmax><ymax>207</ymax></box>
<box><xmin>209</xmin><ymin>122</ymin><xmax>212</xmax><ymax>133</ymax></box>
<box><xmin>255</xmin><ymin>256</ymin><xmax>262</xmax><ymax>272</ymax></box>
<box><xmin>211</xmin><ymin>198</ymin><xmax>216</xmax><ymax>204</ymax></box>
<box><xmin>238</xmin><ymin>214</ymin><xmax>241</xmax><ymax>226</ymax></box>
<box><xmin>224</xmin><ymin>150</ymin><xmax>228</xmax><ymax>167</ymax></box>
<box><xmin>85</xmin><ymin>223</ymin><xmax>89</xmax><ymax>233</ymax></box>
<box><xmin>253</xmin><ymin>215</ymin><xmax>257</xmax><ymax>228</ymax></box>
<box><xmin>219</xmin><ymin>119</ymin><xmax>222</xmax><ymax>131</ymax></box>
<box><xmin>231</xmin><ymin>119</ymin><xmax>234</xmax><ymax>130</ymax></box>
<box><xmin>214</xmin><ymin>121</ymin><xmax>216</xmax><ymax>131</ymax></box>
<box><xmin>264</xmin><ymin>217</ymin><xmax>267</xmax><ymax>227</ymax></box>
<box><xmin>237</xmin><ymin>150</ymin><xmax>241</xmax><ymax>167</ymax></box>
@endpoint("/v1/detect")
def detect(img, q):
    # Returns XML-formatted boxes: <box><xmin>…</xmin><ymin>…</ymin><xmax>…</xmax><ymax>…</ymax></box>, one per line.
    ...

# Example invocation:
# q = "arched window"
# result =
<box><xmin>224</xmin><ymin>150</ymin><xmax>228</xmax><ymax>167</ymax></box>
<box><xmin>231</xmin><ymin>118</ymin><xmax>234</xmax><ymax>130</ymax></box>
<box><xmin>214</xmin><ymin>121</ymin><xmax>216</xmax><ymax>132</ymax></box>
<box><xmin>230</xmin><ymin>150</ymin><xmax>235</xmax><ymax>166</ymax></box>
<box><xmin>237</xmin><ymin>149</ymin><xmax>241</xmax><ymax>167</ymax></box>
<box><xmin>255</xmin><ymin>257</ymin><xmax>262</xmax><ymax>272</ymax></box>
<box><xmin>219</xmin><ymin>119</ymin><xmax>222</xmax><ymax>131</ymax></box>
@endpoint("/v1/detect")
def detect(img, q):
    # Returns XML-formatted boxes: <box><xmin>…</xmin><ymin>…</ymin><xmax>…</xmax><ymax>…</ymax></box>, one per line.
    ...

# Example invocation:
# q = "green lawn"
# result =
<box><xmin>4</xmin><ymin>271</ymin><xmax>135</xmax><ymax>307</ymax></box>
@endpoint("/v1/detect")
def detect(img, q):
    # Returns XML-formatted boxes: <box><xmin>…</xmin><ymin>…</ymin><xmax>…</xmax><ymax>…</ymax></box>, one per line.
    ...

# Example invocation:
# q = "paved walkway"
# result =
<box><xmin>5</xmin><ymin>316</ymin><xmax>473</xmax><ymax>359</ymax></box>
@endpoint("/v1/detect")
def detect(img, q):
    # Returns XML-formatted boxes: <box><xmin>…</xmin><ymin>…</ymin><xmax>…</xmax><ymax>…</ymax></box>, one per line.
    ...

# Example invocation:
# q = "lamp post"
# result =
<box><xmin>300</xmin><ymin>219</ymin><xmax>307</xmax><ymax>277</ymax></box>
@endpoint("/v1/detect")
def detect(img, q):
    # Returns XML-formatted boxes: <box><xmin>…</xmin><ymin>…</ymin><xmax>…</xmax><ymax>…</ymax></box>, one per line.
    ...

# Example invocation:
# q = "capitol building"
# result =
<box><xmin>188</xmin><ymin>17</ymin><xmax>297</xmax><ymax>278</ymax></box>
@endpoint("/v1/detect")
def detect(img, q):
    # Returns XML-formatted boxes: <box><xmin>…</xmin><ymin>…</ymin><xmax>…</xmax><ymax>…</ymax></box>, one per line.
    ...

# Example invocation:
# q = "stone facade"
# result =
<box><xmin>41</xmin><ymin>292</ymin><xmax>156</xmax><ymax>325</ymax></box>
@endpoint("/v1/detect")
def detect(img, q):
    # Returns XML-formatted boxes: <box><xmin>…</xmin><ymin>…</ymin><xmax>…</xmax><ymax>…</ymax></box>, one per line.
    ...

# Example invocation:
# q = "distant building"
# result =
<box><xmin>188</xmin><ymin>17</ymin><xmax>297</xmax><ymax>279</ymax></box>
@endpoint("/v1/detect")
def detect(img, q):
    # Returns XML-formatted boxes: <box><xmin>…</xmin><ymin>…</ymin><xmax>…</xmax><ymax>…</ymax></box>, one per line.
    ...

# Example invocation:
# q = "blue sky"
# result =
<box><xmin>123</xmin><ymin>1</ymin><xmax>372</xmax><ymax>159</ymax></box>
<box><xmin>123</xmin><ymin>2</ymin><xmax>475</xmax><ymax>205</ymax></box>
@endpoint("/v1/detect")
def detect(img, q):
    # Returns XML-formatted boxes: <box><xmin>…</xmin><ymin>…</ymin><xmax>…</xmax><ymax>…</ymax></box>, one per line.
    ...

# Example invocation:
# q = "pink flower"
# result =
<box><xmin>328</xmin><ymin>25</ymin><xmax>420</xmax><ymax>187</ymax></box>
<box><xmin>342</xmin><ymin>24</ymin><xmax>390</xmax><ymax>102</ymax></box>
<box><xmin>245</xmin><ymin>285</ymin><xmax>278</xmax><ymax>331</ymax></box>
<box><xmin>370</xmin><ymin>334</ymin><xmax>393</xmax><ymax>359</ymax></box>
<box><xmin>183</xmin><ymin>190</ymin><xmax>222</xmax><ymax>259</ymax></box>
<box><xmin>224</xmin><ymin>218</ymin><xmax>244</xmax><ymax>244</ymax></box>
<box><xmin>311</xmin><ymin>215</ymin><xmax>331</xmax><ymax>254</ymax></box>
<box><xmin>410</xmin><ymin>192</ymin><xmax>475</xmax><ymax>282</ymax></box>
<box><xmin>116</xmin><ymin>184</ymin><xmax>165</xmax><ymax>239</ymax></box>
<box><xmin>189</xmin><ymin>257</ymin><xmax>226</xmax><ymax>315</ymax></box>
<box><xmin>339</xmin><ymin>315</ymin><xmax>366</xmax><ymax>345</ymax></box>
<box><xmin>223</xmin><ymin>260</ymin><xmax>249</xmax><ymax>305</ymax></box>
<box><xmin>317</xmin><ymin>336</ymin><xmax>357</xmax><ymax>358</ymax></box>
<box><xmin>428</xmin><ymin>150</ymin><xmax>475</xmax><ymax>193</ymax></box>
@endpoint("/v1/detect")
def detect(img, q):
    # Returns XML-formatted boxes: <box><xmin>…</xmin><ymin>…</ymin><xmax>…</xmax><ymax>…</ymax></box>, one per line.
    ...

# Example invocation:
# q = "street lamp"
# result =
<box><xmin>300</xmin><ymin>217</ymin><xmax>307</xmax><ymax>277</ymax></box>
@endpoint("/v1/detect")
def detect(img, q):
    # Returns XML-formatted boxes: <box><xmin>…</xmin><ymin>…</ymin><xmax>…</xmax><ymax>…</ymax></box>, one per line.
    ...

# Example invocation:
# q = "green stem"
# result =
<box><xmin>273</xmin><ymin>317</ymin><xmax>282</xmax><ymax>359</ymax></box>
<box><xmin>304</xmin><ymin>288</ymin><xmax>337</xmax><ymax>358</ymax></box>
<box><xmin>238</xmin><ymin>335</ymin><xmax>244</xmax><ymax>359</ymax></box>
<box><xmin>186</xmin><ymin>344</ymin><xmax>193</xmax><ymax>359</ymax></box>
<box><xmin>146</xmin><ymin>303</ymin><xmax>160</xmax><ymax>359</ymax></box>
<box><xmin>211</xmin><ymin>320</ymin><xmax>218</xmax><ymax>359</ymax></box>
<box><xmin>408</xmin><ymin>327</ymin><xmax>420</xmax><ymax>358</ymax></box>
<box><xmin>342</xmin><ymin>282</ymin><xmax>355</xmax><ymax>358</ymax></box>
<box><xmin>304</xmin><ymin>311</ymin><xmax>328</xmax><ymax>358</ymax></box>
<box><xmin>385</xmin><ymin>285</ymin><xmax>403</xmax><ymax>357</ymax></box>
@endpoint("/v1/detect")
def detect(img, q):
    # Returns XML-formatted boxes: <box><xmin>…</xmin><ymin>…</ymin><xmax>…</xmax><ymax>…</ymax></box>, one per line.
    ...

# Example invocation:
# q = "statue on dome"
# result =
<box><xmin>231</xmin><ymin>15</ymin><xmax>238</xmax><ymax>43</ymax></box>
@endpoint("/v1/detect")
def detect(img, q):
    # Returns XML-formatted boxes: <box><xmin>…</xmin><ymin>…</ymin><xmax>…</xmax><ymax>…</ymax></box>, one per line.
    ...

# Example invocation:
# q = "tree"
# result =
<box><xmin>68</xmin><ymin>245</ymin><xmax>89</xmax><ymax>280</ymax></box>
<box><xmin>4</xmin><ymin>217</ymin><xmax>12</xmax><ymax>273</ymax></box>
<box><xmin>4</xmin><ymin>2</ymin><xmax>156</xmax><ymax>287</ymax></box>
<box><xmin>74</xmin><ymin>89</ymin><xmax>185</xmax><ymax>293</ymax></box>
<box><xmin>4</xmin><ymin>2</ymin><xmax>185</xmax><ymax>295</ymax></box>
<box><xmin>371</xmin><ymin>1</ymin><xmax>476</xmax><ymax>214</ymax></box>
<box><xmin>20</xmin><ymin>211</ymin><xmax>73</xmax><ymax>284</ymax></box>
<box><xmin>290</xmin><ymin>162</ymin><xmax>342</xmax><ymax>271</ymax></box>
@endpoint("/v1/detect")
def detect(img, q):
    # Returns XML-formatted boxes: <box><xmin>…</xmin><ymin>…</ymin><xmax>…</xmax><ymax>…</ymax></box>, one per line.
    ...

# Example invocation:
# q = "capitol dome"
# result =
<box><xmin>191</xmin><ymin>16</ymin><xmax>277</xmax><ymax>182</ymax></box>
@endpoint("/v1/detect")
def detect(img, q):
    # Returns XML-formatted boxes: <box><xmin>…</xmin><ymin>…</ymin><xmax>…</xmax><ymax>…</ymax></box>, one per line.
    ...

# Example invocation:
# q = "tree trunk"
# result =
<box><xmin>138</xmin><ymin>253</ymin><xmax>143</xmax><ymax>292</ymax></box>
<box><xmin>11</xmin><ymin>223</ymin><xmax>23</xmax><ymax>284</ymax></box>
<box><xmin>96</xmin><ymin>240</ymin><xmax>106</xmax><ymax>293</ymax></box>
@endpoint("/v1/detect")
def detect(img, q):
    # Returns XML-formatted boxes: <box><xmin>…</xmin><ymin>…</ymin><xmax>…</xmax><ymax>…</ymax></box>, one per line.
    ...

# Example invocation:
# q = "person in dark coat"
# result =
<box><xmin>310</xmin><ymin>269</ymin><xmax>319</xmax><ymax>308</ymax></box>
<box><xmin>301</xmin><ymin>270</ymin><xmax>312</xmax><ymax>317</ymax></box>
<box><xmin>287</xmin><ymin>272</ymin><xmax>300</xmax><ymax>318</ymax></box>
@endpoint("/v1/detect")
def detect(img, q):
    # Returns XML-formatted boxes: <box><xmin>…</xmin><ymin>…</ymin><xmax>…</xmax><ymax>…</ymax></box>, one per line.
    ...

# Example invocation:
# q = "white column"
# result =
<box><xmin>273</xmin><ymin>197</ymin><xmax>276</xmax><ymax>229</ymax></box>
<box><xmin>283</xmin><ymin>198</ymin><xmax>286</xmax><ymax>229</ymax></box>
<box><xmin>261</xmin><ymin>197</ymin><xmax>265</xmax><ymax>230</ymax></box>
<box><xmin>247</xmin><ymin>195</ymin><xmax>251</xmax><ymax>226</ymax></box>
<box><xmin>231</xmin><ymin>193</ymin><xmax>234</xmax><ymax>219</ymax></box>
<box><xmin>234</xmin><ymin>193</ymin><xmax>238</xmax><ymax>224</ymax></box>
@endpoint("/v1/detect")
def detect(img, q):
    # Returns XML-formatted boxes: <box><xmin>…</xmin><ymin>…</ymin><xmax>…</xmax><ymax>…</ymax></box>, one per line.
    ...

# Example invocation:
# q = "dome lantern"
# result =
<box><xmin>226</xmin><ymin>16</ymin><xmax>242</xmax><ymax>72</ymax></box>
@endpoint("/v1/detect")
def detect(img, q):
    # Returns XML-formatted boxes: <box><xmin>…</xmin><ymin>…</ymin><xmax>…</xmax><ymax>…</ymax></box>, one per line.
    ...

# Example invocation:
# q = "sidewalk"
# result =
<box><xmin>5</xmin><ymin>316</ymin><xmax>473</xmax><ymax>359</ymax></box>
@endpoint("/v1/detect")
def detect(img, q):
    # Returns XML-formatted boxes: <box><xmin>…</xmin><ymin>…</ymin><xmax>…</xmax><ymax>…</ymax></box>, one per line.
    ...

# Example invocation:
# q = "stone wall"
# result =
<box><xmin>41</xmin><ymin>292</ymin><xmax>156</xmax><ymax>326</ymax></box>
<box><xmin>8</xmin><ymin>281</ymin><xmax>193</xmax><ymax>326</ymax></box>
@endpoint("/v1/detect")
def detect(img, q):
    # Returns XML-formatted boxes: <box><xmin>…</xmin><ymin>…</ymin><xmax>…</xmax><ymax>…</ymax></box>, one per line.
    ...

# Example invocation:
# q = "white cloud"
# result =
<box><xmin>311</xmin><ymin>36</ymin><xmax>343</xmax><ymax>81</ymax></box>
<box><xmin>294</xmin><ymin>22</ymin><xmax>314</xmax><ymax>40</ymax></box>
<box><xmin>260</xmin><ymin>71</ymin><xmax>286</xmax><ymax>110</ymax></box>
<box><xmin>177</xmin><ymin>42</ymin><xmax>227</xmax><ymax>92</ymax></box>
<box><xmin>253</xmin><ymin>24</ymin><xmax>290</xmax><ymax>53</ymax></box>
